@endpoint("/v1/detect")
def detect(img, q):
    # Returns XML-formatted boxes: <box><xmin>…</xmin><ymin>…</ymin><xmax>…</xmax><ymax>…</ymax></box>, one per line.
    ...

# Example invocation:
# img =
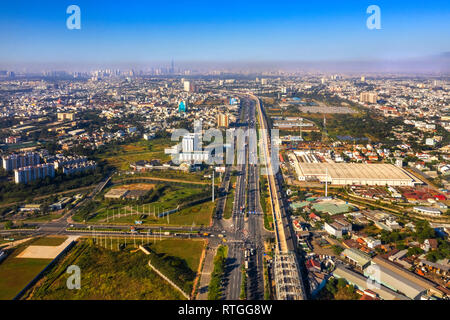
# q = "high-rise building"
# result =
<box><xmin>178</xmin><ymin>100</ymin><xmax>187</xmax><ymax>113</ymax></box>
<box><xmin>182</xmin><ymin>133</ymin><xmax>201</xmax><ymax>153</ymax></box>
<box><xmin>170</xmin><ymin>59</ymin><xmax>175</xmax><ymax>74</ymax></box>
<box><xmin>217</xmin><ymin>113</ymin><xmax>229</xmax><ymax>128</ymax></box>
<box><xmin>360</xmin><ymin>92</ymin><xmax>378</xmax><ymax>104</ymax></box>
<box><xmin>2</xmin><ymin>152</ymin><xmax>40</xmax><ymax>172</ymax></box>
<box><xmin>14</xmin><ymin>164</ymin><xmax>55</xmax><ymax>184</ymax></box>
<box><xmin>183</xmin><ymin>80</ymin><xmax>196</xmax><ymax>92</ymax></box>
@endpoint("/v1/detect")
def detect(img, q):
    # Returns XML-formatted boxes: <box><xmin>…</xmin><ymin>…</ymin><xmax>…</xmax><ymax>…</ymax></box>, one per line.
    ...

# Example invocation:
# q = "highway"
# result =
<box><xmin>245</xmin><ymin>98</ymin><xmax>265</xmax><ymax>300</ymax></box>
<box><xmin>222</xmin><ymin>97</ymin><xmax>268</xmax><ymax>300</ymax></box>
<box><xmin>223</xmin><ymin>108</ymin><xmax>247</xmax><ymax>300</ymax></box>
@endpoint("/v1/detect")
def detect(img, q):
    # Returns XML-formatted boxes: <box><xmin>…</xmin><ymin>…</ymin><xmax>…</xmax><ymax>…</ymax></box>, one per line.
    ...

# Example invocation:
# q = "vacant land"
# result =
<box><xmin>94</xmin><ymin>200</ymin><xmax>215</xmax><ymax>227</ymax></box>
<box><xmin>79</xmin><ymin>184</ymin><xmax>214</xmax><ymax>226</ymax></box>
<box><xmin>25</xmin><ymin>238</ymin><xmax>205</xmax><ymax>300</ymax></box>
<box><xmin>99</xmin><ymin>138</ymin><xmax>173</xmax><ymax>171</ymax></box>
<box><xmin>114</xmin><ymin>170</ymin><xmax>210</xmax><ymax>184</ymax></box>
<box><xmin>147</xmin><ymin>239</ymin><xmax>205</xmax><ymax>272</ymax></box>
<box><xmin>30</xmin><ymin>236</ymin><xmax>68</xmax><ymax>247</ymax></box>
<box><xmin>112</xmin><ymin>183</ymin><xmax>155</xmax><ymax>191</ymax></box>
<box><xmin>0</xmin><ymin>237</ymin><xmax>65</xmax><ymax>299</ymax></box>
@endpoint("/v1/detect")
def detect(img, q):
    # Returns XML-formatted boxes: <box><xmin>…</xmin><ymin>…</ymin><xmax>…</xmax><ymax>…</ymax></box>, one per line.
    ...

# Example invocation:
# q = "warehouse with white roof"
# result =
<box><xmin>294</xmin><ymin>162</ymin><xmax>417</xmax><ymax>186</ymax></box>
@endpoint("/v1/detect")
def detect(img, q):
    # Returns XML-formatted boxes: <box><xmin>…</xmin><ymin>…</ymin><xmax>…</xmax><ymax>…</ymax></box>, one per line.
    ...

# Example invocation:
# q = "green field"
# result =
<box><xmin>75</xmin><ymin>184</ymin><xmax>214</xmax><ymax>227</ymax></box>
<box><xmin>91</xmin><ymin>201</ymin><xmax>215</xmax><ymax>227</ymax></box>
<box><xmin>99</xmin><ymin>138</ymin><xmax>173</xmax><ymax>170</ymax></box>
<box><xmin>114</xmin><ymin>170</ymin><xmax>209</xmax><ymax>183</ymax></box>
<box><xmin>31</xmin><ymin>236</ymin><xmax>67</xmax><ymax>246</ymax></box>
<box><xmin>148</xmin><ymin>239</ymin><xmax>205</xmax><ymax>272</ymax></box>
<box><xmin>223</xmin><ymin>175</ymin><xmax>237</xmax><ymax>219</ymax></box>
<box><xmin>0</xmin><ymin>238</ymin><xmax>57</xmax><ymax>300</ymax></box>
<box><xmin>25</xmin><ymin>238</ymin><xmax>205</xmax><ymax>300</ymax></box>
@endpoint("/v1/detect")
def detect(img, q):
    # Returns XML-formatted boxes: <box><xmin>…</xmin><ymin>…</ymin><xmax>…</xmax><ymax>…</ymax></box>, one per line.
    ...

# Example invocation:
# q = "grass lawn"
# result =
<box><xmin>147</xmin><ymin>239</ymin><xmax>205</xmax><ymax>274</ymax></box>
<box><xmin>223</xmin><ymin>175</ymin><xmax>237</xmax><ymax>219</ymax></box>
<box><xmin>82</xmin><ymin>185</ymin><xmax>213</xmax><ymax>226</ymax></box>
<box><xmin>25</xmin><ymin>238</ymin><xmax>205</xmax><ymax>300</ymax></box>
<box><xmin>0</xmin><ymin>258</ymin><xmax>52</xmax><ymax>300</ymax></box>
<box><xmin>93</xmin><ymin>200</ymin><xmax>215</xmax><ymax>227</ymax></box>
<box><xmin>31</xmin><ymin>236</ymin><xmax>68</xmax><ymax>246</ymax></box>
<box><xmin>0</xmin><ymin>238</ymin><xmax>55</xmax><ymax>300</ymax></box>
<box><xmin>114</xmin><ymin>170</ymin><xmax>209</xmax><ymax>184</ymax></box>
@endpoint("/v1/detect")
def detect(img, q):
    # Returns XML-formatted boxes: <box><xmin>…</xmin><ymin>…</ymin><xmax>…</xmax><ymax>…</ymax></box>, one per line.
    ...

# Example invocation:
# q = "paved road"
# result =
<box><xmin>222</xmin><ymin>99</ymin><xmax>250</xmax><ymax>300</ymax></box>
<box><xmin>245</xmin><ymin>99</ymin><xmax>265</xmax><ymax>300</ymax></box>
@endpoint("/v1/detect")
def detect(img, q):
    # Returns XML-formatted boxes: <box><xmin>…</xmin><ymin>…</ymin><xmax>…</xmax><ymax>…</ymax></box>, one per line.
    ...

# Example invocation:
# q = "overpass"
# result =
<box><xmin>251</xmin><ymin>94</ymin><xmax>307</xmax><ymax>300</ymax></box>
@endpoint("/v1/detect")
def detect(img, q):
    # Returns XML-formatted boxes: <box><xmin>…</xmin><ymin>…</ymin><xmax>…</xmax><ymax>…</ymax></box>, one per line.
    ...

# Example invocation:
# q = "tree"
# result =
<box><xmin>415</xmin><ymin>220</ymin><xmax>436</xmax><ymax>243</ymax></box>
<box><xmin>332</xmin><ymin>245</ymin><xmax>344</xmax><ymax>255</ymax></box>
<box><xmin>4</xmin><ymin>220</ymin><xmax>13</xmax><ymax>229</ymax></box>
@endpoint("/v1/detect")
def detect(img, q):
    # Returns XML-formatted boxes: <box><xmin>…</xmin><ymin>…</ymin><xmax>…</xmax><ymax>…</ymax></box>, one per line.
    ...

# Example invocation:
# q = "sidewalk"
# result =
<box><xmin>196</xmin><ymin>243</ymin><xmax>218</xmax><ymax>300</ymax></box>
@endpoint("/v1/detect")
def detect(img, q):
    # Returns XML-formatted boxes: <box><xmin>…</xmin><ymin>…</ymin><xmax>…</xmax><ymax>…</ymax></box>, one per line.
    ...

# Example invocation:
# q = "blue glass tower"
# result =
<box><xmin>178</xmin><ymin>100</ymin><xmax>186</xmax><ymax>113</ymax></box>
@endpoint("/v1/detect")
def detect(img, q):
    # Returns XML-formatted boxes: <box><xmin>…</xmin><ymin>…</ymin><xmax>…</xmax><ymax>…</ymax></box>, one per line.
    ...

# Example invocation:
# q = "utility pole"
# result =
<box><xmin>325</xmin><ymin>167</ymin><xmax>328</xmax><ymax>198</ymax></box>
<box><xmin>212</xmin><ymin>170</ymin><xmax>215</xmax><ymax>202</ymax></box>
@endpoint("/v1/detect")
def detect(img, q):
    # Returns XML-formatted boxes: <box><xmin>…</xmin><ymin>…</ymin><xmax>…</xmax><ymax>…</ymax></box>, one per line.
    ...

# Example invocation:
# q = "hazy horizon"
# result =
<box><xmin>1</xmin><ymin>0</ymin><xmax>449</xmax><ymax>74</ymax></box>
<box><xmin>1</xmin><ymin>55</ymin><xmax>449</xmax><ymax>74</ymax></box>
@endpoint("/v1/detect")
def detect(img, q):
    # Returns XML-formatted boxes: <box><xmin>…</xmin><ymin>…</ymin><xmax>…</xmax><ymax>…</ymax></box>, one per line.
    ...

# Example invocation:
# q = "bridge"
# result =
<box><xmin>251</xmin><ymin>93</ymin><xmax>307</xmax><ymax>300</ymax></box>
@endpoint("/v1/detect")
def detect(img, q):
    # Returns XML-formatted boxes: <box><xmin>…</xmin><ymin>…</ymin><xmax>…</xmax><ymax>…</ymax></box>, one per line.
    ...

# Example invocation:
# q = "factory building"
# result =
<box><xmin>364</xmin><ymin>256</ymin><xmax>439</xmax><ymax>300</ymax></box>
<box><xmin>333</xmin><ymin>265</ymin><xmax>409</xmax><ymax>300</ymax></box>
<box><xmin>295</xmin><ymin>162</ymin><xmax>416</xmax><ymax>186</ymax></box>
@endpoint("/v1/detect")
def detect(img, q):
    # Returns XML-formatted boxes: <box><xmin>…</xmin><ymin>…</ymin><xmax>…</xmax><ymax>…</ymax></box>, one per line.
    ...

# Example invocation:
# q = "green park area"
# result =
<box><xmin>73</xmin><ymin>183</ymin><xmax>215</xmax><ymax>227</ymax></box>
<box><xmin>24</xmin><ymin>238</ymin><xmax>205</xmax><ymax>300</ymax></box>
<box><xmin>0</xmin><ymin>236</ymin><xmax>68</xmax><ymax>300</ymax></box>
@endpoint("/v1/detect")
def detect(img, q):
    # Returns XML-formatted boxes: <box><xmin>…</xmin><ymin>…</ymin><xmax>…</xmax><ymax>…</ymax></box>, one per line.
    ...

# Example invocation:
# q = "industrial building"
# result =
<box><xmin>295</xmin><ymin>162</ymin><xmax>417</xmax><ymax>186</ymax></box>
<box><xmin>333</xmin><ymin>265</ymin><xmax>410</xmax><ymax>300</ymax></box>
<box><xmin>340</xmin><ymin>248</ymin><xmax>371</xmax><ymax>270</ymax></box>
<box><xmin>365</xmin><ymin>256</ymin><xmax>439</xmax><ymax>300</ymax></box>
<box><xmin>413</xmin><ymin>206</ymin><xmax>443</xmax><ymax>217</ymax></box>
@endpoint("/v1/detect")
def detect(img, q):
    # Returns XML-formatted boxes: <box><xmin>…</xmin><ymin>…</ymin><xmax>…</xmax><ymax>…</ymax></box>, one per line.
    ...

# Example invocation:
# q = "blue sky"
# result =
<box><xmin>0</xmin><ymin>0</ymin><xmax>449</xmax><ymax>65</ymax></box>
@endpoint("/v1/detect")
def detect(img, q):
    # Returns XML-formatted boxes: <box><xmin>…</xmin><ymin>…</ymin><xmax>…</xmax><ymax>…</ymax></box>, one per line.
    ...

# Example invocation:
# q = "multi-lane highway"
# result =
<box><xmin>245</xmin><ymin>98</ymin><xmax>265</xmax><ymax>300</ymax></box>
<box><xmin>223</xmin><ymin>102</ymin><xmax>247</xmax><ymax>300</ymax></box>
<box><xmin>223</xmin><ymin>97</ymin><xmax>268</xmax><ymax>300</ymax></box>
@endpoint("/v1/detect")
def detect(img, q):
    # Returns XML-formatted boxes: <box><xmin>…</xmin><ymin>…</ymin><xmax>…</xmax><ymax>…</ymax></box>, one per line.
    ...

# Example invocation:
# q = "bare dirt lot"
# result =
<box><xmin>17</xmin><ymin>236</ymin><xmax>78</xmax><ymax>259</ymax></box>
<box><xmin>113</xmin><ymin>183</ymin><xmax>155</xmax><ymax>191</ymax></box>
